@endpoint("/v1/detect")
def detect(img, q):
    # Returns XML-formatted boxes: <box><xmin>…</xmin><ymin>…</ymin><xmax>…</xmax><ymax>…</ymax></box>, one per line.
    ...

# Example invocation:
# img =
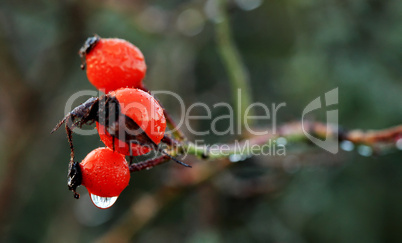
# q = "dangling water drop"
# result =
<box><xmin>90</xmin><ymin>193</ymin><xmax>118</xmax><ymax>209</ymax></box>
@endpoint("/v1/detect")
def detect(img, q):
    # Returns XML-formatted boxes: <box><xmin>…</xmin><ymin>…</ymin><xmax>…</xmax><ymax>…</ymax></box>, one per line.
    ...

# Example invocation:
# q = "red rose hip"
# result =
<box><xmin>97</xmin><ymin>88</ymin><xmax>166</xmax><ymax>156</ymax></box>
<box><xmin>80</xmin><ymin>36</ymin><xmax>147</xmax><ymax>93</ymax></box>
<box><xmin>80</xmin><ymin>147</ymin><xmax>130</xmax><ymax>208</ymax></box>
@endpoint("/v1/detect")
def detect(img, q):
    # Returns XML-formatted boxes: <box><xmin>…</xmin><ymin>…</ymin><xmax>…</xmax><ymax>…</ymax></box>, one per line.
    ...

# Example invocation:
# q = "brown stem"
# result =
<box><xmin>65</xmin><ymin>120</ymin><xmax>75</xmax><ymax>163</ymax></box>
<box><xmin>129</xmin><ymin>155</ymin><xmax>170</xmax><ymax>172</ymax></box>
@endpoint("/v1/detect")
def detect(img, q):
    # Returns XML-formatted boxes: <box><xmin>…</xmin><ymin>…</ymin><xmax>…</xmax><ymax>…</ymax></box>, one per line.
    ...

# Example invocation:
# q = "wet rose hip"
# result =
<box><xmin>80</xmin><ymin>147</ymin><xmax>130</xmax><ymax>208</ymax></box>
<box><xmin>80</xmin><ymin>36</ymin><xmax>147</xmax><ymax>93</ymax></box>
<box><xmin>97</xmin><ymin>88</ymin><xmax>166</xmax><ymax>156</ymax></box>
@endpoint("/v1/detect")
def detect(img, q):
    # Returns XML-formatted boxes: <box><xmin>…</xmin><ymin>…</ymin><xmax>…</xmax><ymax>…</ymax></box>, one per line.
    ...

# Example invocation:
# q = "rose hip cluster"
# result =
<box><xmin>52</xmin><ymin>35</ymin><xmax>189</xmax><ymax>209</ymax></box>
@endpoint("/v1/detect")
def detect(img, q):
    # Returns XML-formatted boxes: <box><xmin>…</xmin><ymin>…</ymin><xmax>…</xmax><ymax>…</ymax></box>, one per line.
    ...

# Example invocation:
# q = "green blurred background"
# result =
<box><xmin>0</xmin><ymin>0</ymin><xmax>401</xmax><ymax>242</ymax></box>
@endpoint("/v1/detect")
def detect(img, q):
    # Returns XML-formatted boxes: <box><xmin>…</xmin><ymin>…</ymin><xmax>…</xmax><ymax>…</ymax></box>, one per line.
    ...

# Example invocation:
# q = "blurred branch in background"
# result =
<box><xmin>97</xmin><ymin>158</ymin><xmax>232</xmax><ymax>242</ymax></box>
<box><xmin>214</xmin><ymin>0</ymin><xmax>253</xmax><ymax>130</ymax></box>
<box><xmin>185</xmin><ymin>122</ymin><xmax>402</xmax><ymax>159</ymax></box>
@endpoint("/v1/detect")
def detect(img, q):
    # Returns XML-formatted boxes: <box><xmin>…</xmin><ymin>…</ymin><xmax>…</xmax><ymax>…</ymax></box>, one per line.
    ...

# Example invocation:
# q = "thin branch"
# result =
<box><xmin>129</xmin><ymin>155</ymin><xmax>170</xmax><ymax>172</ymax></box>
<box><xmin>180</xmin><ymin>122</ymin><xmax>402</xmax><ymax>160</ymax></box>
<box><xmin>119</xmin><ymin>121</ymin><xmax>402</xmax><ymax>173</ymax></box>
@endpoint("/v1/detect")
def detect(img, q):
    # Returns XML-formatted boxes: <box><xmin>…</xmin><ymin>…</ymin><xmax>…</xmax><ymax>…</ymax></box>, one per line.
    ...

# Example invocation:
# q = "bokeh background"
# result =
<box><xmin>0</xmin><ymin>0</ymin><xmax>402</xmax><ymax>242</ymax></box>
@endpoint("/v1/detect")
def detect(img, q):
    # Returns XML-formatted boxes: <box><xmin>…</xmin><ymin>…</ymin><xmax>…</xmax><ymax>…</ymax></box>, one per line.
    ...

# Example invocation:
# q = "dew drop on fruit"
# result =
<box><xmin>90</xmin><ymin>193</ymin><xmax>118</xmax><ymax>209</ymax></box>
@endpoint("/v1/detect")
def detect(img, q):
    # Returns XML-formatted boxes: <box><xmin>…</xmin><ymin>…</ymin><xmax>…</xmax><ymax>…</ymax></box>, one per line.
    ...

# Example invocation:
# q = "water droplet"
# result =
<box><xmin>74</xmin><ymin>192</ymin><xmax>113</xmax><ymax>226</ymax></box>
<box><xmin>90</xmin><ymin>194</ymin><xmax>118</xmax><ymax>209</ymax></box>
<box><xmin>276</xmin><ymin>137</ymin><xmax>287</xmax><ymax>146</ymax></box>
<box><xmin>396</xmin><ymin>138</ymin><xmax>402</xmax><ymax>150</ymax></box>
<box><xmin>357</xmin><ymin>145</ymin><xmax>372</xmax><ymax>157</ymax></box>
<box><xmin>340</xmin><ymin>140</ymin><xmax>354</xmax><ymax>151</ymax></box>
<box><xmin>229</xmin><ymin>154</ymin><xmax>251</xmax><ymax>162</ymax></box>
